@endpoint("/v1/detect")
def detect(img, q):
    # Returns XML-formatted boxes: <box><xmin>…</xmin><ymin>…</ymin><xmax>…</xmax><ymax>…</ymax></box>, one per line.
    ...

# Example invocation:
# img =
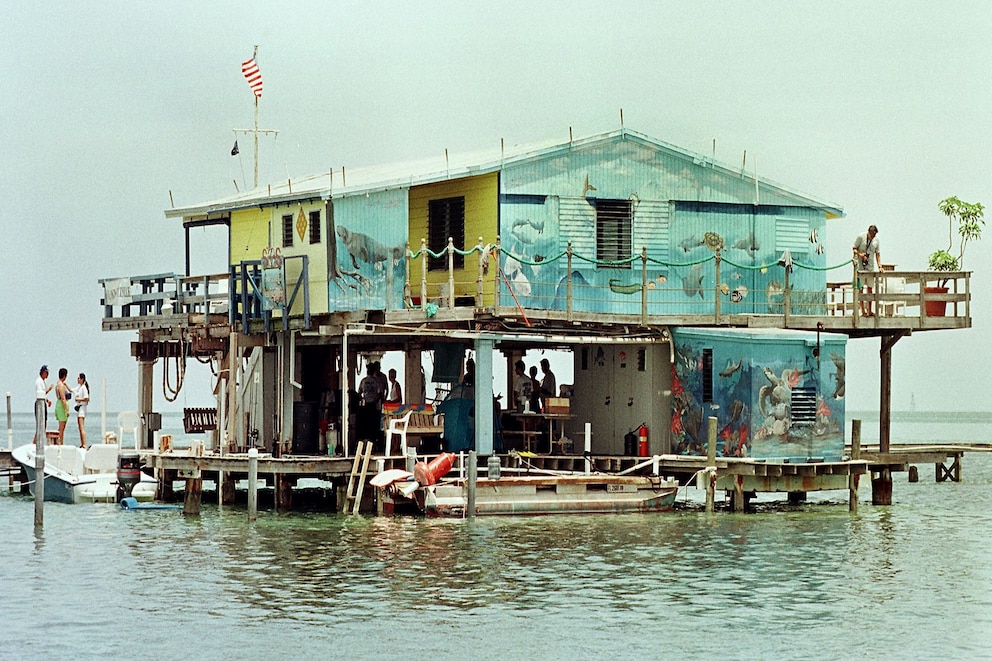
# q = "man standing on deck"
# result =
<box><xmin>539</xmin><ymin>358</ymin><xmax>557</xmax><ymax>411</ymax></box>
<box><xmin>853</xmin><ymin>224</ymin><xmax>881</xmax><ymax>317</ymax></box>
<box><xmin>33</xmin><ymin>365</ymin><xmax>52</xmax><ymax>444</ymax></box>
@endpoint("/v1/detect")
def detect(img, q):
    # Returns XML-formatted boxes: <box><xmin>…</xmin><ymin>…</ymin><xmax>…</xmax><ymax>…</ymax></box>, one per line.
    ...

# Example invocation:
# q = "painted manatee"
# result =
<box><xmin>336</xmin><ymin>226</ymin><xmax>402</xmax><ymax>270</ymax></box>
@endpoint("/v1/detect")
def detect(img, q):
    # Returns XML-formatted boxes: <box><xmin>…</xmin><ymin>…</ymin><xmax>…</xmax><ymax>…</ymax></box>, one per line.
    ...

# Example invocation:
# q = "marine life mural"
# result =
<box><xmin>327</xmin><ymin>188</ymin><xmax>407</xmax><ymax>311</ymax></box>
<box><xmin>670</xmin><ymin>329</ymin><xmax>846</xmax><ymax>461</ymax></box>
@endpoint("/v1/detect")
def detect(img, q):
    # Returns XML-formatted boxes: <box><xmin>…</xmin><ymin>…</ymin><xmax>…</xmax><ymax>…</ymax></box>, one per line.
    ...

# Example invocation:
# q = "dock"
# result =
<box><xmin>5</xmin><ymin>442</ymin><xmax>985</xmax><ymax>515</ymax></box>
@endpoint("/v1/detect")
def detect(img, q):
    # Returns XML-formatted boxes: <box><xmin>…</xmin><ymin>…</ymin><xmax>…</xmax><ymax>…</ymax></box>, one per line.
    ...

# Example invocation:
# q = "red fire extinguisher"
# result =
<box><xmin>637</xmin><ymin>424</ymin><xmax>649</xmax><ymax>457</ymax></box>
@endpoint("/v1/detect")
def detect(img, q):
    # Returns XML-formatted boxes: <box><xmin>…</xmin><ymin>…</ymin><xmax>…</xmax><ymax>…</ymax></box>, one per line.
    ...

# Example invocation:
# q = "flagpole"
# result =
<box><xmin>252</xmin><ymin>45</ymin><xmax>259</xmax><ymax>189</ymax></box>
<box><xmin>234</xmin><ymin>44</ymin><xmax>278</xmax><ymax>190</ymax></box>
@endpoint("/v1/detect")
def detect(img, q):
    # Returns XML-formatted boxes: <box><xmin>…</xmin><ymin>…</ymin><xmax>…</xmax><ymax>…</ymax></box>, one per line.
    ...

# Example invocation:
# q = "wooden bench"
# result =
<box><xmin>384</xmin><ymin>409</ymin><xmax>444</xmax><ymax>455</ymax></box>
<box><xmin>183</xmin><ymin>407</ymin><xmax>218</xmax><ymax>434</ymax></box>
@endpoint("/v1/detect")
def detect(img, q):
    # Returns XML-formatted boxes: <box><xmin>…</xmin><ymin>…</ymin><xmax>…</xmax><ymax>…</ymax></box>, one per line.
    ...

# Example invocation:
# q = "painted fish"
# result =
<box><xmin>732</xmin><ymin>233</ymin><xmax>760</xmax><ymax>253</ymax></box>
<box><xmin>815</xmin><ymin>243</ymin><xmax>825</xmax><ymax>254</ymax></box>
<box><xmin>731</xmin><ymin>285</ymin><xmax>748</xmax><ymax>303</ymax></box>
<box><xmin>678</xmin><ymin>235</ymin><xmax>704</xmax><ymax>253</ymax></box>
<box><xmin>720</xmin><ymin>283</ymin><xmax>730</xmax><ymax>295</ymax></box>
<box><xmin>655</xmin><ymin>275</ymin><xmax>667</xmax><ymax>285</ymax></box>
<box><xmin>809</xmin><ymin>228</ymin><xmax>818</xmax><ymax>243</ymax></box>
<box><xmin>609</xmin><ymin>279</ymin><xmax>651</xmax><ymax>295</ymax></box>
<box><xmin>681</xmin><ymin>262</ymin><xmax>705</xmax><ymax>298</ymax></box>
<box><xmin>720</xmin><ymin>358</ymin><xmax>743</xmax><ymax>378</ymax></box>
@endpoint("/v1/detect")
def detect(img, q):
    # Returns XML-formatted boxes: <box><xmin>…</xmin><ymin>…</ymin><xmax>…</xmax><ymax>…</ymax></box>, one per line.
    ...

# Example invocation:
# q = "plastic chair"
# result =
<box><xmin>118</xmin><ymin>411</ymin><xmax>141</xmax><ymax>450</ymax></box>
<box><xmin>385</xmin><ymin>410</ymin><xmax>412</xmax><ymax>458</ymax></box>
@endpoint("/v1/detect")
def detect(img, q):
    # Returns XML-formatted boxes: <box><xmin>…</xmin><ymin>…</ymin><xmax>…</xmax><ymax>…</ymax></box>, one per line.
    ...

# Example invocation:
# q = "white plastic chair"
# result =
<box><xmin>118</xmin><ymin>411</ymin><xmax>141</xmax><ymax>450</ymax></box>
<box><xmin>385</xmin><ymin>410</ymin><xmax>412</xmax><ymax>458</ymax></box>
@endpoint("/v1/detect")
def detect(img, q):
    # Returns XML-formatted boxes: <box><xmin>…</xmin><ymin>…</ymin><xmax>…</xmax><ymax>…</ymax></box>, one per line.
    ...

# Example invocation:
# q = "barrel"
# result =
<box><xmin>624</xmin><ymin>430</ymin><xmax>637</xmax><ymax>456</ymax></box>
<box><xmin>413</xmin><ymin>452</ymin><xmax>456</xmax><ymax>486</ymax></box>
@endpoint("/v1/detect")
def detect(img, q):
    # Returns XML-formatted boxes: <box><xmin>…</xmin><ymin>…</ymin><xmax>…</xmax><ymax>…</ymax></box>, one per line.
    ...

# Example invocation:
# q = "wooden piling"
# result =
<box><xmin>247</xmin><ymin>448</ymin><xmax>258</xmax><ymax>522</ymax></box>
<box><xmin>732</xmin><ymin>476</ymin><xmax>745</xmax><ymax>512</ymax></box>
<box><xmin>183</xmin><ymin>477</ymin><xmax>202</xmax><ymax>516</ymax></box>
<box><xmin>705</xmin><ymin>416</ymin><xmax>717</xmax><ymax>513</ymax></box>
<box><xmin>34</xmin><ymin>400</ymin><xmax>45</xmax><ymax>527</ymax></box>
<box><xmin>466</xmin><ymin>450</ymin><xmax>477</xmax><ymax>518</ymax></box>
<box><xmin>849</xmin><ymin>419</ymin><xmax>860</xmax><ymax>513</ymax></box>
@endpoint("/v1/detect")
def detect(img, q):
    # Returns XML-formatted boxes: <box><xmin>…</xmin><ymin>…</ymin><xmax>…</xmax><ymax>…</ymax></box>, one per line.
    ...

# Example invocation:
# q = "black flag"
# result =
<box><xmin>231</xmin><ymin>140</ymin><xmax>239</xmax><ymax>156</ymax></box>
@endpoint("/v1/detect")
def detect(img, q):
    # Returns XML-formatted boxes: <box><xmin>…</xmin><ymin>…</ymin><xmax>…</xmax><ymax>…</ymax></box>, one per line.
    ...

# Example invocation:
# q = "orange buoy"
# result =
<box><xmin>413</xmin><ymin>452</ymin><xmax>456</xmax><ymax>486</ymax></box>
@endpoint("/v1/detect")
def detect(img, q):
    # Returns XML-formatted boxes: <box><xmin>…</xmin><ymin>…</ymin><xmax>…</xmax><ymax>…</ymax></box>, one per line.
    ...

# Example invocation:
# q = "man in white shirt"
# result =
<box><xmin>852</xmin><ymin>224</ymin><xmax>881</xmax><ymax>316</ymax></box>
<box><xmin>33</xmin><ymin>365</ymin><xmax>52</xmax><ymax>444</ymax></box>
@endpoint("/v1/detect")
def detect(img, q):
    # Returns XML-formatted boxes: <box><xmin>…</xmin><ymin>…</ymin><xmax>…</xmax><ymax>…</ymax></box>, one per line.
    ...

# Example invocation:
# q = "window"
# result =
<box><xmin>595</xmin><ymin>199</ymin><xmax>632</xmax><ymax>268</ymax></box>
<box><xmin>428</xmin><ymin>196</ymin><xmax>465</xmax><ymax>271</ymax></box>
<box><xmin>282</xmin><ymin>214</ymin><xmax>294</xmax><ymax>248</ymax></box>
<box><xmin>309</xmin><ymin>210</ymin><xmax>321</xmax><ymax>244</ymax></box>
<box><xmin>702</xmin><ymin>349</ymin><xmax>713</xmax><ymax>403</ymax></box>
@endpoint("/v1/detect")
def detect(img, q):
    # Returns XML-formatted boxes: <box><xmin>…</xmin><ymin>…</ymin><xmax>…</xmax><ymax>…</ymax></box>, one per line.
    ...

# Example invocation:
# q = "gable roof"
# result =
<box><xmin>165</xmin><ymin>128</ymin><xmax>843</xmax><ymax>219</ymax></box>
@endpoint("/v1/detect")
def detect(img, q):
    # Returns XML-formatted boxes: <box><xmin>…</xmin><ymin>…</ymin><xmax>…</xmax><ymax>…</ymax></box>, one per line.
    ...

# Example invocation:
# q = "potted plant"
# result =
<box><xmin>925</xmin><ymin>196</ymin><xmax>985</xmax><ymax>316</ymax></box>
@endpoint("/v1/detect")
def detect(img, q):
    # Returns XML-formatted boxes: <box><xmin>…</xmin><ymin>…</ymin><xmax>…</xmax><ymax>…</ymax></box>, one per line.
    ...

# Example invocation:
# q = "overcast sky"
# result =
<box><xmin>3</xmin><ymin>1</ymin><xmax>990</xmax><ymax>414</ymax></box>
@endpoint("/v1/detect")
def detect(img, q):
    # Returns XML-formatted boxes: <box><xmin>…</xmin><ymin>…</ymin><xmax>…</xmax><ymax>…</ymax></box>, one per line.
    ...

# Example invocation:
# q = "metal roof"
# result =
<box><xmin>165</xmin><ymin>128</ymin><xmax>843</xmax><ymax>219</ymax></box>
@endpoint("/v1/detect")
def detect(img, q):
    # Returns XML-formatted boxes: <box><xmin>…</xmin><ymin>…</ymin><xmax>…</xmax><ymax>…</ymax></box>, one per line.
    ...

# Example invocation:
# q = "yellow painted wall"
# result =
<box><xmin>229</xmin><ymin>201</ymin><xmax>329</xmax><ymax>316</ymax></box>
<box><xmin>408</xmin><ymin>173</ymin><xmax>498</xmax><ymax>302</ymax></box>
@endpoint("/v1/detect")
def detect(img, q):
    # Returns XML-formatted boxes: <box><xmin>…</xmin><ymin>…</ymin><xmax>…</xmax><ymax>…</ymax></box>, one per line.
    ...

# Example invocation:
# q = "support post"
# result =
<box><xmin>732</xmin><ymin>476</ymin><xmax>744</xmax><ymax>512</ymax></box>
<box><xmin>6</xmin><ymin>392</ymin><xmax>11</xmax><ymax>450</ymax></box>
<box><xmin>247</xmin><ymin>447</ymin><xmax>258</xmax><ymax>522</ymax></box>
<box><xmin>466</xmin><ymin>450</ymin><xmax>477</xmax><ymax>518</ymax></box>
<box><xmin>474</xmin><ymin>337</ymin><xmax>495</xmax><ymax>455</ymax></box>
<box><xmin>705</xmin><ymin>416</ymin><xmax>717</xmax><ymax>513</ymax></box>
<box><xmin>183</xmin><ymin>477</ymin><xmax>202</xmax><ymax>517</ymax></box>
<box><xmin>34</xmin><ymin>398</ymin><xmax>45</xmax><ymax>527</ymax></box>
<box><xmin>584</xmin><ymin>422</ymin><xmax>592</xmax><ymax>475</ymax></box>
<box><xmin>849</xmin><ymin>419</ymin><xmax>861</xmax><ymax>514</ymax></box>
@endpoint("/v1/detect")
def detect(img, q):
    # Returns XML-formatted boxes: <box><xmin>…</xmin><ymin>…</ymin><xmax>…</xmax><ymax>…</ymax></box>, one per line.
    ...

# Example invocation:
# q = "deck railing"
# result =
<box><xmin>101</xmin><ymin>244</ymin><xmax>969</xmax><ymax>331</ymax></box>
<box><xmin>402</xmin><ymin>239</ymin><xmax>971</xmax><ymax>326</ymax></box>
<box><xmin>99</xmin><ymin>272</ymin><xmax>230</xmax><ymax>321</ymax></box>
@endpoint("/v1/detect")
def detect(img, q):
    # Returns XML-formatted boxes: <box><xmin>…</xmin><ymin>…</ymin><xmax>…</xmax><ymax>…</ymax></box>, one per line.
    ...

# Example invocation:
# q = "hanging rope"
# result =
<box><xmin>162</xmin><ymin>336</ymin><xmax>187</xmax><ymax>403</ymax></box>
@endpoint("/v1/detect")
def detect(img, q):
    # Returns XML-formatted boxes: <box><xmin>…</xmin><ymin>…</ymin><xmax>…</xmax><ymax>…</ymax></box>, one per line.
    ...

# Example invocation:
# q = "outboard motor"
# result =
<box><xmin>116</xmin><ymin>451</ymin><xmax>142</xmax><ymax>502</ymax></box>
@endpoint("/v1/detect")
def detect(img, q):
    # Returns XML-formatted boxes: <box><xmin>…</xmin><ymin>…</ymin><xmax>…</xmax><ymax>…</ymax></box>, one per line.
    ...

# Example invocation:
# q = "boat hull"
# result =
<box><xmin>12</xmin><ymin>444</ymin><xmax>156</xmax><ymax>504</ymax></box>
<box><xmin>414</xmin><ymin>474</ymin><xmax>679</xmax><ymax>517</ymax></box>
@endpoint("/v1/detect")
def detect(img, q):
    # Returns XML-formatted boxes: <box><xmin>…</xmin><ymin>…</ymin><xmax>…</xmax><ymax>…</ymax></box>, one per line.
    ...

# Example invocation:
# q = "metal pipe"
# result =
<box><xmin>466</xmin><ymin>450</ymin><xmax>477</xmax><ymax>518</ymax></box>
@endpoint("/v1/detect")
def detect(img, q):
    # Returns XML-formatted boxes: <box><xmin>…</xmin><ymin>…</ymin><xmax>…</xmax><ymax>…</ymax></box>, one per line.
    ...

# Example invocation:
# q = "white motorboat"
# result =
<box><xmin>11</xmin><ymin>443</ymin><xmax>156</xmax><ymax>504</ymax></box>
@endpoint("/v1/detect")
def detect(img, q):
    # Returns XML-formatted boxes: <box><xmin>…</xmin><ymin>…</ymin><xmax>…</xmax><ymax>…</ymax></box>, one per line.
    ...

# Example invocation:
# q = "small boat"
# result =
<box><xmin>11</xmin><ymin>443</ymin><xmax>156</xmax><ymax>504</ymax></box>
<box><xmin>378</xmin><ymin>469</ymin><xmax>679</xmax><ymax>517</ymax></box>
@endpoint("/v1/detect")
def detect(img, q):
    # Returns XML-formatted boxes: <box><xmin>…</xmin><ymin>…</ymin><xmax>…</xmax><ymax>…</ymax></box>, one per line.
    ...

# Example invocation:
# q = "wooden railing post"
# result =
<box><xmin>493</xmin><ymin>236</ymin><xmax>502</xmax><ymax>311</ymax></box>
<box><xmin>714</xmin><ymin>249</ymin><xmax>722</xmax><ymax>324</ymax></box>
<box><xmin>566</xmin><ymin>242</ymin><xmax>573</xmax><ymax>322</ymax></box>
<box><xmin>404</xmin><ymin>240</ymin><xmax>411</xmax><ymax>307</ymax></box>
<box><xmin>641</xmin><ymin>246</ymin><xmax>648</xmax><ymax>326</ymax></box>
<box><xmin>783</xmin><ymin>261</ymin><xmax>790</xmax><ymax>326</ymax></box>
<box><xmin>447</xmin><ymin>237</ymin><xmax>455</xmax><ymax>309</ymax></box>
<box><xmin>475</xmin><ymin>237</ymin><xmax>484</xmax><ymax>309</ymax></box>
<box><xmin>420</xmin><ymin>238</ymin><xmax>428</xmax><ymax>311</ymax></box>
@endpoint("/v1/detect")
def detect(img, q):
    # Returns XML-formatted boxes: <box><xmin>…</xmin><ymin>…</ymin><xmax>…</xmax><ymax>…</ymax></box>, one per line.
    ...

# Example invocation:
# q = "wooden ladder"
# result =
<box><xmin>344</xmin><ymin>440</ymin><xmax>373</xmax><ymax>514</ymax></box>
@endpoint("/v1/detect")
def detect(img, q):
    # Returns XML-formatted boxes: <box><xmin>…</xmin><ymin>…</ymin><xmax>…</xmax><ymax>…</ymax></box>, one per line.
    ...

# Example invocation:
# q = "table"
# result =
<box><xmin>510</xmin><ymin>412</ymin><xmax>576</xmax><ymax>454</ymax></box>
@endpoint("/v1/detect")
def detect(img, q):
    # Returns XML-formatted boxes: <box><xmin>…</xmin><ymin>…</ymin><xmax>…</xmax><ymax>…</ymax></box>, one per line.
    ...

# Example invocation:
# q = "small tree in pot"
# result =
<box><xmin>929</xmin><ymin>196</ymin><xmax>985</xmax><ymax>283</ymax></box>
<box><xmin>925</xmin><ymin>196</ymin><xmax>984</xmax><ymax>315</ymax></box>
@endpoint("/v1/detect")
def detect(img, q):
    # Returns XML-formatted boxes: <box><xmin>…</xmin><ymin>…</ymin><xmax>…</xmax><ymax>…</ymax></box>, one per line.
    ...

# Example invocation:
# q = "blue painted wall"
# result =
<box><xmin>670</xmin><ymin>329</ymin><xmax>846</xmax><ymax>461</ymax></box>
<box><xmin>497</xmin><ymin>135</ymin><xmax>832</xmax><ymax>316</ymax></box>
<box><xmin>327</xmin><ymin>188</ymin><xmax>408</xmax><ymax>311</ymax></box>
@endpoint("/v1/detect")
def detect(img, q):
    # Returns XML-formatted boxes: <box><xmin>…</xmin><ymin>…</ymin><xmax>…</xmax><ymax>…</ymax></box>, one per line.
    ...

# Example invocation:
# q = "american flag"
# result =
<box><xmin>241</xmin><ymin>57</ymin><xmax>263</xmax><ymax>97</ymax></box>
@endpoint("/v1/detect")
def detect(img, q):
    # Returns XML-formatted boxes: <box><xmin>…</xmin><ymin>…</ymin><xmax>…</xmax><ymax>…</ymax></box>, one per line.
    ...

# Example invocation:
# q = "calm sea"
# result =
<box><xmin>2</xmin><ymin>412</ymin><xmax>991</xmax><ymax>660</ymax></box>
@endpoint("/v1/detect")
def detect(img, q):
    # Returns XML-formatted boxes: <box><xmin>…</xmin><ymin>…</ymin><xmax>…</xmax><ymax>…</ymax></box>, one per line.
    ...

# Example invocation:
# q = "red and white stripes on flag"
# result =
<box><xmin>241</xmin><ymin>57</ymin><xmax>263</xmax><ymax>97</ymax></box>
